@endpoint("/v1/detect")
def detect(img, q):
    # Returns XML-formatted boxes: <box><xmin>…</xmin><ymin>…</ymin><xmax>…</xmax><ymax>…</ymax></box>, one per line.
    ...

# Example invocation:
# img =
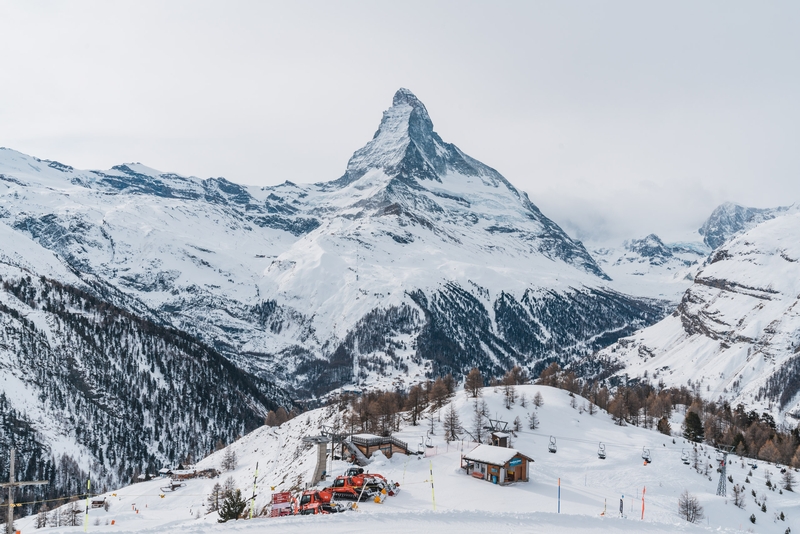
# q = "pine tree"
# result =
<box><xmin>527</xmin><ymin>411</ymin><xmax>539</xmax><ymax>430</ymax></box>
<box><xmin>782</xmin><ymin>469</ymin><xmax>795</xmax><ymax>492</ymax></box>
<box><xmin>533</xmin><ymin>392</ymin><xmax>544</xmax><ymax>408</ymax></box>
<box><xmin>207</xmin><ymin>482</ymin><xmax>223</xmax><ymax>512</ymax></box>
<box><xmin>656</xmin><ymin>416</ymin><xmax>671</xmax><ymax>435</ymax></box>
<box><xmin>678</xmin><ymin>490</ymin><xmax>704</xmax><ymax>523</ymax></box>
<box><xmin>683</xmin><ymin>411</ymin><xmax>704</xmax><ymax>442</ymax></box>
<box><xmin>731</xmin><ymin>484</ymin><xmax>745</xmax><ymax>508</ymax></box>
<box><xmin>405</xmin><ymin>384</ymin><xmax>427</xmax><ymax>426</ymax></box>
<box><xmin>464</xmin><ymin>368</ymin><xmax>483</xmax><ymax>398</ymax></box>
<box><xmin>443</xmin><ymin>403</ymin><xmax>461</xmax><ymax>442</ymax></box>
<box><xmin>218</xmin><ymin>489</ymin><xmax>246</xmax><ymax>522</ymax></box>
<box><xmin>472</xmin><ymin>400</ymin><xmax>485</xmax><ymax>443</ymax></box>
<box><xmin>221</xmin><ymin>448</ymin><xmax>237</xmax><ymax>471</ymax></box>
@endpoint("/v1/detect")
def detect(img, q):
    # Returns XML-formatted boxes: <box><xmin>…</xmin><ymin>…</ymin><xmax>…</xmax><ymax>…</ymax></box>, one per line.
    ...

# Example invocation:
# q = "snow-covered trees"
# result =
<box><xmin>221</xmin><ymin>448</ymin><xmax>237</xmax><ymax>471</ymax></box>
<box><xmin>678</xmin><ymin>490</ymin><xmax>704</xmax><ymax>523</ymax></box>
<box><xmin>782</xmin><ymin>469</ymin><xmax>795</xmax><ymax>492</ymax></box>
<box><xmin>731</xmin><ymin>484</ymin><xmax>745</xmax><ymax>508</ymax></box>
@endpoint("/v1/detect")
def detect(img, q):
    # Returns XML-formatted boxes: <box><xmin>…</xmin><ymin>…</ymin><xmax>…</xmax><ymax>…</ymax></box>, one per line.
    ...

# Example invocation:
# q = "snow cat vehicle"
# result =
<box><xmin>296</xmin><ymin>489</ymin><xmax>350</xmax><ymax>515</ymax></box>
<box><xmin>332</xmin><ymin>474</ymin><xmax>398</xmax><ymax>500</ymax></box>
<box><xmin>328</xmin><ymin>477</ymin><xmax>383</xmax><ymax>502</ymax></box>
<box><xmin>342</xmin><ymin>468</ymin><xmax>401</xmax><ymax>496</ymax></box>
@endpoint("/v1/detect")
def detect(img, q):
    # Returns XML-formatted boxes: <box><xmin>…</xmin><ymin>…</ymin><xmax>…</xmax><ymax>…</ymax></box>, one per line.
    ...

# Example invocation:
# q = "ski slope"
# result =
<box><xmin>17</xmin><ymin>385</ymin><xmax>799</xmax><ymax>533</ymax></box>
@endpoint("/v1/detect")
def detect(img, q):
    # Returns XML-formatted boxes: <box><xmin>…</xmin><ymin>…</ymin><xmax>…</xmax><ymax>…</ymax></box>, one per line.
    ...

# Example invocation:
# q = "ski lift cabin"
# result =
<box><xmin>461</xmin><ymin>444</ymin><xmax>533</xmax><ymax>485</ymax></box>
<box><xmin>491</xmin><ymin>432</ymin><xmax>511</xmax><ymax>448</ymax></box>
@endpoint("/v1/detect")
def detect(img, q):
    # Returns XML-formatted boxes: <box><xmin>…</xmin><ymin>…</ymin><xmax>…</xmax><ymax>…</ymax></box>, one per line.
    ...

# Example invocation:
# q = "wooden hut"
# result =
<box><xmin>461</xmin><ymin>444</ymin><xmax>533</xmax><ymax>484</ymax></box>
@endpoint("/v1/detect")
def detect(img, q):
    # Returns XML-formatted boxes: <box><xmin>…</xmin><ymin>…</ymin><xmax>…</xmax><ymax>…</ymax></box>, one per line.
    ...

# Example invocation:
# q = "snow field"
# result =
<box><xmin>17</xmin><ymin>385</ymin><xmax>800</xmax><ymax>533</ymax></box>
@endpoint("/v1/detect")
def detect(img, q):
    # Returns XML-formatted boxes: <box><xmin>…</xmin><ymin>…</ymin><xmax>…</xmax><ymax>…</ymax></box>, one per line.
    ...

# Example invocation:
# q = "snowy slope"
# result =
<box><xmin>18</xmin><ymin>386</ymin><xmax>800</xmax><ymax>533</ymax></box>
<box><xmin>588</xmin><ymin>234</ymin><xmax>707</xmax><ymax>302</ymax></box>
<box><xmin>0</xmin><ymin>89</ymin><xmax>667</xmax><ymax>396</ymax></box>
<box><xmin>592</xmin><ymin>208</ymin><xmax>800</xmax><ymax>419</ymax></box>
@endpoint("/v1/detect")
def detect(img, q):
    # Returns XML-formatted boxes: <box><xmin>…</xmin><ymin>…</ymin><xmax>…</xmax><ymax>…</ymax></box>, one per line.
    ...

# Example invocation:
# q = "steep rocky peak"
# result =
<box><xmin>335</xmin><ymin>88</ymin><xmax>454</xmax><ymax>186</ymax></box>
<box><xmin>699</xmin><ymin>202</ymin><xmax>791</xmax><ymax>249</ymax></box>
<box><xmin>626</xmin><ymin>233</ymin><xmax>673</xmax><ymax>260</ymax></box>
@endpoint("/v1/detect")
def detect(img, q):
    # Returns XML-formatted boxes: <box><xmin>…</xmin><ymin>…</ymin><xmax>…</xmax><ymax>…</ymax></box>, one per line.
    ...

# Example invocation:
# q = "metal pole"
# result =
<box><xmin>84</xmin><ymin>478</ymin><xmax>90</xmax><ymax>532</ymax></box>
<box><xmin>429</xmin><ymin>461</ymin><xmax>436</xmax><ymax>511</ymax></box>
<box><xmin>2</xmin><ymin>449</ymin><xmax>48</xmax><ymax>534</ymax></box>
<box><xmin>6</xmin><ymin>449</ymin><xmax>14</xmax><ymax>534</ymax></box>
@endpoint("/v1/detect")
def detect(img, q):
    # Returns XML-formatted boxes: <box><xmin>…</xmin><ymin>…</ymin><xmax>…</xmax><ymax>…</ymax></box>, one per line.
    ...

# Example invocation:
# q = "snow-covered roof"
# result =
<box><xmin>492</xmin><ymin>432</ymin><xmax>510</xmax><ymax>438</ymax></box>
<box><xmin>351</xmin><ymin>433</ymin><xmax>382</xmax><ymax>440</ymax></box>
<box><xmin>462</xmin><ymin>444</ymin><xmax>532</xmax><ymax>466</ymax></box>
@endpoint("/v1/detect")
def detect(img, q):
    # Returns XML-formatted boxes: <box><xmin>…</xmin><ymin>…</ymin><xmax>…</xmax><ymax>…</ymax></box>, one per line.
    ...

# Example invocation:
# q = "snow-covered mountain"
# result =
<box><xmin>698</xmin><ymin>202</ymin><xmax>791</xmax><ymax>250</ymax></box>
<box><xmin>588</xmin><ymin>234</ymin><xmax>708</xmax><ymax>302</ymax></box>
<box><xmin>590</xmin><ymin>206</ymin><xmax>800</xmax><ymax>419</ymax></box>
<box><xmin>0</xmin><ymin>89</ymin><xmax>667</xmax><ymax>398</ymax></box>
<box><xmin>0</xmin><ymin>223</ymin><xmax>293</xmax><ymax>497</ymax></box>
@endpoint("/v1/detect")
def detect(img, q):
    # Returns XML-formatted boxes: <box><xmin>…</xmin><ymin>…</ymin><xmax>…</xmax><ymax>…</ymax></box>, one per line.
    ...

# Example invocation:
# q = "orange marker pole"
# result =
<box><xmin>641</xmin><ymin>486</ymin><xmax>646</xmax><ymax>520</ymax></box>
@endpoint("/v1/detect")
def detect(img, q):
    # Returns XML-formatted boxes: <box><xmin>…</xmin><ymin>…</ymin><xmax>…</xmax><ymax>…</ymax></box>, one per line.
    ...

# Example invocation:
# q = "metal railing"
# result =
<box><xmin>350</xmin><ymin>435</ymin><xmax>409</xmax><ymax>452</ymax></box>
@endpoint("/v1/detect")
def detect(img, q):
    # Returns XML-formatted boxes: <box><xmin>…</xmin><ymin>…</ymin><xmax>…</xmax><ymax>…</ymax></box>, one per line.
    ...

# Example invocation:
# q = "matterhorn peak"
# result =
<box><xmin>331</xmin><ymin>88</ymin><xmax>457</xmax><ymax>188</ymax></box>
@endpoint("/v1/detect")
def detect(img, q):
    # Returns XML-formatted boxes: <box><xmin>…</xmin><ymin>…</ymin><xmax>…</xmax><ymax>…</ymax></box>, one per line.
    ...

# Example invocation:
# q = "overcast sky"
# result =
<box><xmin>1</xmin><ymin>1</ymin><xmax>799</xmax><ymax>243</ymax></box>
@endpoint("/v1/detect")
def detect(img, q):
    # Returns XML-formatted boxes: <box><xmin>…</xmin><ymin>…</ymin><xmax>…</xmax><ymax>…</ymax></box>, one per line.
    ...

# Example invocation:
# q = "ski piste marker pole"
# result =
<box><xmin>250</xmin><ymin>462</ymin><xmax>258</xmax><ymax>519</ymax></box>
<box><xmin>84</xmin><ymin>478</ymin><xmax>90</xmax><ymax>532</ymax></box>
<box><xmin>557</xmin><ymin>478</ymin><xmax>561</xmax><ymax>513</ymax></box>
<box><xmin>641</xmin><ymin>486</ymin><xmax>646</xmax><ymax>520</ymax></box>
<box><xmin>429</xmin><ymin>460</ymin><xmax>436</xmax><ymax>511</ymax></box>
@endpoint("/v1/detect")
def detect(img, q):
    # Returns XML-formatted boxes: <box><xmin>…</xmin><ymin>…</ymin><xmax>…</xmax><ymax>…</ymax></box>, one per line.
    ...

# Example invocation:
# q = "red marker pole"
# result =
<box><xmin>641</xmin><ymin>486</ymin><xmax>646</xmax><ymax>520</ymax></box>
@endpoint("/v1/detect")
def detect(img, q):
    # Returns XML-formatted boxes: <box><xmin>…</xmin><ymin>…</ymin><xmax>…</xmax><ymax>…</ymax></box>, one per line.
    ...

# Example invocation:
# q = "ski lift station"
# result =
<box><xmin>348</xmin><ymin>433</ymin><xmax>411</xmax><ymax>459</ymax></box>
<box><xmin>461</xmin><ymin>444</ymin><xmax>533</xmax><ymax>484</ymax></box>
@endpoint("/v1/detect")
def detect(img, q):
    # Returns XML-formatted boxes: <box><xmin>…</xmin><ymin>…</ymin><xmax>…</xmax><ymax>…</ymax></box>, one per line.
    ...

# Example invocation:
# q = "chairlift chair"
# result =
<box><xmin>425</xmin><ymin>436</ymin><xmax>434</xmax><ymax>449</ymax></box>
<box><xmin>681</xmin><ymin>449</ymin><xmax>690</xmax><ymax>465</ymax></box>
<box><xmin>548</xmin><ymin>436</ymin><xmax>557</xmax><ymax>454</ymax></box>
<box><xmin>597</xmin><ymin>442</ymin><xmax>606</xmax><ymax>460</ymax></box>
<box><xmin>642</xmin><ymin>447</ymin><xmax>651</xmax><ymax>463</ymax></box>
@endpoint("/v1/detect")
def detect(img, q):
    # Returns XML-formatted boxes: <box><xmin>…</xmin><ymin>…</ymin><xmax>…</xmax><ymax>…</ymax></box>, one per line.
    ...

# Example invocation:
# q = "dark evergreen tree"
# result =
<box><xmin>218</xmin><ymin>489</ymin><xmax>246</xmax><ymax>522</ymax></box>
<box><xmin>683</xmin><ymin>411</ymin><xmax>705</xmax><ymax>442</ymax></box>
